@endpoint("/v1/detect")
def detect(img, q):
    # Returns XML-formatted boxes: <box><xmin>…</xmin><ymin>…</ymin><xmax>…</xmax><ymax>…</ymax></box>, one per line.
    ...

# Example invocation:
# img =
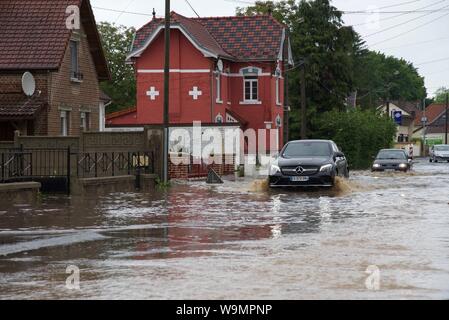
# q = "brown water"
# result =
<box><xmin>1</xmin><ymin>159</ymin><xmax>449</xmax><ymax>300</ymax></box>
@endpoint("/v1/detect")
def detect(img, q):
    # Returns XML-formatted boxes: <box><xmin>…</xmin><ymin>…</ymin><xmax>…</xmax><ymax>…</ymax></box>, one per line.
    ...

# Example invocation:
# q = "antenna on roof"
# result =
<box><xmin>152</xmin><ymin>8</ymin><xmax>156</xmax><ymax>19</ymax></box>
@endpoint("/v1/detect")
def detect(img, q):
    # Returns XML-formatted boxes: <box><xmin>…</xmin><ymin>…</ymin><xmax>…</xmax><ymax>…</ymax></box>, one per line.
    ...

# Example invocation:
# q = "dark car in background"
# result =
<box><xmin>269</xmin><ymin>140</ymin><xmax>349</xmax><ymax>188</ymax></box>
<box><xmin>372</xmin><ymin>149</ymin><xmax>412</xmax><ymax>172</ymax></box>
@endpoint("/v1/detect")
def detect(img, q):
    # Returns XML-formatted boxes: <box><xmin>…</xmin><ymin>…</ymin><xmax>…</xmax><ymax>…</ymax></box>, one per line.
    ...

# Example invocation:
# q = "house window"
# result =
<box><xmin>216</xmin><ymin>74</ymin><xmax>222</xmax><ymax>103</ymax></box>
<box><xmin>60</xmin><ymin>111</ymin><xmax>70</xmax><ymax>136</ymax></box>
<box><xmin>70</xmin><ymin>40</ymin><xmax>82</xmax><ymax>81</ymax></box>
<box><xmin>276</xmin><ymin>78</ymin><xmax>281</xmax><ymax>106</ymax></box>
<box><xmin>80</xmin><ymin>112</ymin><xmax>90</xmax><ymax>132</ymax></box>
<box><xmin>244</xmin><ymin>76</ymin><xmax>258</xmax><ymax>102</ymax></box>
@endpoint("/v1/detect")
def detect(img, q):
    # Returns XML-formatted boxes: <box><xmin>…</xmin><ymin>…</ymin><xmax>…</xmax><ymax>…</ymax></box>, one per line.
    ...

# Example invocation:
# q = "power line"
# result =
<box><xmin>93</xmin><ymin>6</ymin><xmax>153</xmax><ymax>17</ymax></box>
<box><xmin>416</xmin><ymin>56</ymin><xmax>449</xmax><ymax>66</ymax></box>
<box><xmin>185</xmin><ymin>0</ymin><xmax>200</xmax><ymax>18</ymax></box>
<box><xmin>114</xmin><ymin>0</ymin><xmax>137</xmax><ymax>23</ymax></box>
<box><xmin>370</xmin><ymin>10</ymin><xmax>449</xmax><ymax>46</ymax></box>
<box><xmin>377</xmin><ymin>35</ymin><xmax>449</xmax><ymax>50</ymax></box>
<box><xmin>364</xmin><ymin>2</ymin><xmax>449</xmax><ymax>38</ymax></box>
<box><xmin>351</xmin><ymin>0</ymin><xmax>446</xmax><ymax>27</ymax></box>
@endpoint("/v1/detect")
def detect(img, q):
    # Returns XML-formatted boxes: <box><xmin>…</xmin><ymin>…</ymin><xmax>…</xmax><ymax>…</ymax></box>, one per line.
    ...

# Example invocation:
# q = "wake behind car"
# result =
<box><xmin>372</xmin><ymin>149</ymin><xmax>412</xmax><ymax>172</ymax></box>
<box><xmin>429</xmin><ymin>144</ymin><xmax>449</xmax><ymax>163</ymax></box>
<box><xmin>269</xmin><ymin>140</ymin><xmax>349</xmax><ymax>188</ymax></box>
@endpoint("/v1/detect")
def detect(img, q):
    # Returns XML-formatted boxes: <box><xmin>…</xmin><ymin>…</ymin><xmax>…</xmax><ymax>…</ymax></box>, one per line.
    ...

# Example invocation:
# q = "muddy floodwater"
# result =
<box><xmin>0</xmin><ymin>159</ymin><xmax>449</xmax><ymax>299</ymax></box>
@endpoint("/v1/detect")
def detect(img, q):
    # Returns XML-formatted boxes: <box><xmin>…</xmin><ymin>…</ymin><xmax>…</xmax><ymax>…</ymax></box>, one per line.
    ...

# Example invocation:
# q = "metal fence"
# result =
<box><xmin>76</xmin><ymin>151</ymin><xmax>154</xmax><ymax>178</ymax></box>
<box><xmin>0</xmin><ymin>147</ymin><xmax>155</xmax><ymax>193</ymax></box>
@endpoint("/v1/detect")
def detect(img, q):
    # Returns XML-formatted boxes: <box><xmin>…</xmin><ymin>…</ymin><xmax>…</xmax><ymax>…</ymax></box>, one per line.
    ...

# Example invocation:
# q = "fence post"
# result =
<box><xmin>1</xmin><ymin>153</ymin><xmax>4</xmax><ymax>183</ymax></box>
<box><xmin>112</xmin><ymin>152</ymin><xmax>115</xmax><ymax>177</ymax></box>
<box><xmin>128</xmin><ymin>152</ymin><xmax>131</xmax><ymax>175</ymax></box>
<box><xmin>95</xmin><ymin>152</ymin><xmax>98</xmax><ymax>178</ymax></box>
<box><xmin>67</xmin><ymin>146</ymin><xmax>71</xmax><ymax>195</ymax></box>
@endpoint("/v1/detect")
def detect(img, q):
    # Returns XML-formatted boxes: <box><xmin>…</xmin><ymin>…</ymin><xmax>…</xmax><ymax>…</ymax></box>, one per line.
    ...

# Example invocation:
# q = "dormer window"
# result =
<box><xmin>70</xmin><ymin>40</ymin><xmax>83</xmax><ymax>82</ymax></box>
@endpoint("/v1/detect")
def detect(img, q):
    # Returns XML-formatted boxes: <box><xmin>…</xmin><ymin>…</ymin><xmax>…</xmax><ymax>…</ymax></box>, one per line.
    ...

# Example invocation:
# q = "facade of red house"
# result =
<box><xmin>107</xmin><ymin>12</ymin><xmax>293</xmax><ymax>153</ymax></box>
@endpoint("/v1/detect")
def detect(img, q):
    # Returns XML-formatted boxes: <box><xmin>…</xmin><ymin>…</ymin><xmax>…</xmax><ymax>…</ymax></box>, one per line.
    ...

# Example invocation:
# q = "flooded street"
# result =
<box><xmin>1</xmin><ymin>159</ymin><xmax>449</xmax><ymax>300</ymax></box>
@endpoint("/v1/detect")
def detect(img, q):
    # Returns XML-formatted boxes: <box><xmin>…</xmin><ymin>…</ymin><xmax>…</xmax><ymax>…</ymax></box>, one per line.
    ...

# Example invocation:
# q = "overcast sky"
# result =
<box><xmin>91</xmin><ymin>0</ymin><xmax>449</xmax><ymax>97</ymax></box>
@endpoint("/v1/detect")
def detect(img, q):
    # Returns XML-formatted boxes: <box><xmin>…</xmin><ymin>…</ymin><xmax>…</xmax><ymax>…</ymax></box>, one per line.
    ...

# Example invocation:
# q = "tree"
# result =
<box><xmin>237</xmin><ymin>0</ymin><xmax>427</xmax><ymax>139</ymax></box>
<box><xmin>97</xmin><ymin>22</ymin><xmax>136</xmax><ymax>113</ymax></box>
<box><xmin>354</xmin><ymin>51</ymin><xmax>426</xmax><ymax>109</ymax></box>
<box><xmin>238</xmin><ymin>0</ymin><xmax>363</xmax><ymax>139</ymax></box>
<box><xmin>433</xmin><ymin>87</ymin><xmax>449</xmax><ymax>103</ymax></box>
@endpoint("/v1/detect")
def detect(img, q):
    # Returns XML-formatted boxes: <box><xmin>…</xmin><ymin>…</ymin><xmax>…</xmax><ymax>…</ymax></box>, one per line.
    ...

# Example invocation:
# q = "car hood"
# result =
<box><xmin>435</xmin><ymin>151</ymin><xmax>449</xmax><ymax>156</ymax></box>
<box><xmin>374</xmin><ymin>159</ymin><xmax>407</xmax><ymax>165</ymax></box>
<box><xmin>277</xmin><ymin>157</ymin><xmax>332</xmax><ymax>167</ymax></box>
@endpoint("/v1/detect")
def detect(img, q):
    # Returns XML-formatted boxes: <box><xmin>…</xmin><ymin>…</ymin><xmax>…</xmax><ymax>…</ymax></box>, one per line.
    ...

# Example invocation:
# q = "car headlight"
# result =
<box><xmin>399</xmin><ymin>163</ymin><xmax>407</xmax><ymax>168</ymax></box>
<box><xmin>269</xmin><ymin>165</ymin><xmax>281</xmax><ymax>175</ymax></box>
<box><xmin>319</xmin><ymin>164</ymin><xmax>333</xmax><ymax>173</ymax></box>
<box><xmin>373</xmin><ymin>163</ymin><xmax>380</xmax><ymax>168</ymax></box>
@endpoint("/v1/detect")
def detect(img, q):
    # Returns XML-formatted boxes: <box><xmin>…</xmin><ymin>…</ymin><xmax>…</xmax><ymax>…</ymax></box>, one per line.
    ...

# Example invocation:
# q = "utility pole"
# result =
<box><xmin>162</xmin><ymin>0</ymin><xmax>171</xmax><ymax>183</ymax></box>
<box><xmin>300</xmin><ymin>61</ymin><xmax>307</xmax><ymax>139</ymax></box>
<box><xmin>445</xmin><ymin>93</ymin><xmax>449</xmax><ymax>144</ymax></box>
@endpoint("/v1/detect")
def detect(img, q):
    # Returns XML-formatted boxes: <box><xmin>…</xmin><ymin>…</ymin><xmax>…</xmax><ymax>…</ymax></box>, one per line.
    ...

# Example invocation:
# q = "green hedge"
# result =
<box><xmin>312</xmin><ymin>109</ymin><xmax>397</xmax><ymax>169</ymax></box>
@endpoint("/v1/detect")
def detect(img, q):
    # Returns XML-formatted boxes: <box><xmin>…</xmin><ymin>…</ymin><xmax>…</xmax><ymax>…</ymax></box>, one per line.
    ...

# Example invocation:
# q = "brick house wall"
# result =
<box><xmin>0</xmin><ymin>26</ymin><xmax>101</xmax><ymax>138</ymax></box>
<box><xmin>48</xmin><ymin>24</ymin><xmax>101</xmax><ymax>136</ymax></box>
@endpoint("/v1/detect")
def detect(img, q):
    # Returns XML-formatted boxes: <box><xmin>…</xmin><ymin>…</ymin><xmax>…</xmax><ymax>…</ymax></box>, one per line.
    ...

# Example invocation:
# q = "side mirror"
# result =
<box><xmin>335</xmin><ymin>151</ymin><xmax>345</xmax><ymax>158</ymax></box>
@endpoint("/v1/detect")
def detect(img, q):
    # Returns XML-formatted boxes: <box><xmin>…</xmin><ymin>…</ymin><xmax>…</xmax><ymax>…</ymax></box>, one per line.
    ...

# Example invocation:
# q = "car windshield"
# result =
<box><xmin>435</xmin><ymin>145</ymin><xmax>449</xmax><ymax>151</ymax></box>
<box><xmin>377</xmin><ymin>150</ymin><xmax>407</xmax><ymax>160</ymax></box>
<box><xmin>283</xmin><ymin>142</ymin><xmax>331</xmax><ymax>158</ymax></box>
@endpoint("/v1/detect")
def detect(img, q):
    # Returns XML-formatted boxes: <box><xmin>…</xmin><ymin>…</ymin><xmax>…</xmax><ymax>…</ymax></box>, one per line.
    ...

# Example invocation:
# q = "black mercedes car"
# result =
<box><xmin>371</xmin><ymin>149</ymin><xmax>412</xmax><ymax>172</ymax></box>
<box><xmin>269</xmin><ymin>140</ymin><xmax>349</xmax><ymax>188</ymax></box>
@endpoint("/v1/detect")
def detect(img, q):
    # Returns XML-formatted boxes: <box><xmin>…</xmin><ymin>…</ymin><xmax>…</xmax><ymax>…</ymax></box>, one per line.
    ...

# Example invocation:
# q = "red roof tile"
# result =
<box><xmin>131</xmin><ymin>12</ymin><xmax>286</xmax><ymax>62</ymax></box>
<box><xmin>0</xmin><ymin>0</ymin><xmax>109</xmax><ymax>80</ymax></box>
<box><xmin>415</xmin><ymin>104</ymin><xmax>447</xmax><ymax>126</ymax></box>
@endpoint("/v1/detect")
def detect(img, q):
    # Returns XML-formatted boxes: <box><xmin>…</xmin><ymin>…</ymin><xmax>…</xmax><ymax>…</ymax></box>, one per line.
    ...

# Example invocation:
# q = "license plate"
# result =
<box><xmin>291</xmin><ymin>176</ymin><xmax>309</xmax><ymax>182</ymax></box>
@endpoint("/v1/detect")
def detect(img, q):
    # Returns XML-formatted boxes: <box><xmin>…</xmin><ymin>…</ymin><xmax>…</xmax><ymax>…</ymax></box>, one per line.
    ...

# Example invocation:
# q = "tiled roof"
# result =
<box><xmin>0</xmin><ymin>0</ymin><xmax>110</xmax><ymax>80</ymax></box>
<box><xmin>415</xmin><ymin>104</ymin><xmax>447</xmax><ymax>126</ymax></box>
<box><xmin>106</xmin><ymin>107</ymin><xmax>137</xmax><ymax>120</ymax></box>
<box><xmin>197</xmin><ymin>15</ymin><xmax>284</xmax><ymax>61</ymax></box>
<box><xmin>130</xmin><ymin>12</ymin><xmax>286</xmax><ymax>62</ymax></box>
<box><xmin>0</xmin><ymin>94</ymin><xmax>45</xmax><ymax>119</ymax></box>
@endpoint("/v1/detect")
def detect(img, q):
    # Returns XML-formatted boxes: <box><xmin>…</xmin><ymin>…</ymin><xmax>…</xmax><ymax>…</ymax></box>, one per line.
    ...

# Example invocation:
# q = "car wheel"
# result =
<box><xmin>429</xmin><ymin>158</ymin><xmax>433</xmax><ymax>163</ymax></box>
<box><xmin>435</xmin><ymin>159</ymin><xmax>438</xmax><ymax>163</ymax></box>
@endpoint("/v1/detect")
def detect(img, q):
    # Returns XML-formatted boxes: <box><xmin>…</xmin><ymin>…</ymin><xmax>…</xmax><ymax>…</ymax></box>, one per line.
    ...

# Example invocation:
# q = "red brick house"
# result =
<box><xmin>107</xmin><ymin>12</ymin><xmax>293</xmax><ymax>152</ymax></box>
<box><xmin>0</xmin><ymin>0</ymin><xmax>110</xmax><ymax>141</ymax></box>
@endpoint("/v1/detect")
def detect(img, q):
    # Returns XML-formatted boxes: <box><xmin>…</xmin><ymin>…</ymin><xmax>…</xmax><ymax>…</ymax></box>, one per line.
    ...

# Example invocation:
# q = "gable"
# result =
<box><xmin>129</xmin><ymin>12</ymin><xmax>292</xmax><ymax>64</ymax></box>
<box><xmin>0</xmin><ymin>0</ymin><xmax>109</xmax><ymax>80</ymax></box>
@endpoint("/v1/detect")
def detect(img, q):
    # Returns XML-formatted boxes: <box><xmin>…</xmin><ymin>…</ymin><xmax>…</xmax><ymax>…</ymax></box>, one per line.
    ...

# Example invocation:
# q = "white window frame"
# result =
<box><xmin>80</xmin><ymin>111</ymin><xmax>90</xmax><ymax>132</ymax></box>
<box><xmin>243</xmin><ymin>76</ymin><xmax>259</xmax><ymax>103</ymax></box>
<box><xmin>216</xmin><ymin>73</ymin><xmax>222</xmax><ymax>103</ymax></box>
<box><xmin>70</xmin><ymin>40</ymin><xmax>82</xmax><ymax>82</ymax></box>
<box><xmin>60</xmin><ymin>111</ymin><xmax>69</xmax><ymax>136</ymax></box>
<box><xmin>276</xmin><ymin>77</ymin><xmax>282</xmax><ymax>106</ymax></box>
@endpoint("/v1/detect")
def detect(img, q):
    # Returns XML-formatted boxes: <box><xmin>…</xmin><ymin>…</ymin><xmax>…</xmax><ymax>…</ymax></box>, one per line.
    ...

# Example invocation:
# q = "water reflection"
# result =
<box><xmin>0</xmin><ymin>160</ymin><xmax>449</xmax><ymax>299</ymax></box>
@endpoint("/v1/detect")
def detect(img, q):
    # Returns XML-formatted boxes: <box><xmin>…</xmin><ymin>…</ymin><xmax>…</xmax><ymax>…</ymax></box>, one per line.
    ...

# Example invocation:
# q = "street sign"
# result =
<box><xmin>393</xmin><ymin>111</ymin><xmax>402</xmax><ymax>125</ymax></box>
<box><xmin>421</xmin><ymin>116</ymin><xmax>428</xmax><ymax>123</ymax></box>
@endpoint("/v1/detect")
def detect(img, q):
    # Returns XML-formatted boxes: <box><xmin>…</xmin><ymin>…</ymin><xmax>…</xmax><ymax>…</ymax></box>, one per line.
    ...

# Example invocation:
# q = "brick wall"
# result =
<box><xmin>48</xmin><ymin>24</ymin><xmax>100</xmax><ymax>136</ymax></box>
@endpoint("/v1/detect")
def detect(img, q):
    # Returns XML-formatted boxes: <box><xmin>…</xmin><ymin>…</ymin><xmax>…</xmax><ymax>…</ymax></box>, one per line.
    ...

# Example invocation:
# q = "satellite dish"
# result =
<box><xmin>22</xmin><ymin>72</ymin><xmax>36</xmax><ymax>97</ymax></box>
<box><xmin>217</xmin><ymin>59</ymin><xmax>224</xmax><ymax>72</ymax></box>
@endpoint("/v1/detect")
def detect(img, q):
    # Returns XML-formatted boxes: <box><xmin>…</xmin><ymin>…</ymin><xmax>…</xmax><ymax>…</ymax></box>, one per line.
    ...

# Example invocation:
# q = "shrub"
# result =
<box><xmin>312</xmin><ymin>109</ymin><xmax>397</xmax><ymax>169</ymax></box>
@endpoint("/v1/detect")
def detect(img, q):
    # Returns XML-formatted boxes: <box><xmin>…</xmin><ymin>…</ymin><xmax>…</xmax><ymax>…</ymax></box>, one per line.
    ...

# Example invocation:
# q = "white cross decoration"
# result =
<box><xmin>189</xmin><ymin>86</ymin><xmax>202</xmax><ymax>100</ymax></box>
<box><xmin>146</xmin><ymin>86</ymin><xmax>159</xmax><ymax>100</ymax></box>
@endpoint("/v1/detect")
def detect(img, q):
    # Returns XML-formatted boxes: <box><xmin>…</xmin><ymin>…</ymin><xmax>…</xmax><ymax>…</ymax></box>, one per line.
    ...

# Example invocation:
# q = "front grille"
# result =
<box><xmin>281</xmin><ymin>165</ymin><xmax>319</xmax><ymax>176</ymax></box>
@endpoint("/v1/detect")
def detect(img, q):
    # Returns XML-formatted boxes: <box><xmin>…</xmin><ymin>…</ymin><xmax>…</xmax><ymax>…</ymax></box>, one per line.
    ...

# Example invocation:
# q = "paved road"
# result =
<box><xmin>0</xmin><ymin>159</ymin><xmax>448</xmax><ymax>299</ymax></box>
